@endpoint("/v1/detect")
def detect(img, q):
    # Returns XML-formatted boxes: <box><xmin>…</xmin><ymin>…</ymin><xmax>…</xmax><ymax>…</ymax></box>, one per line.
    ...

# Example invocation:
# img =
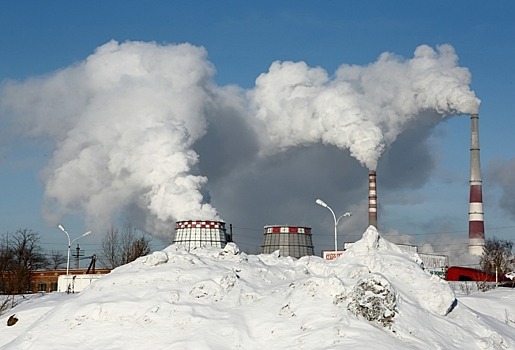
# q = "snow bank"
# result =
<box><xmin>2</xmin><ymin>227</ymin><xmax>515</xmax><ymax>350</ymax></box>
<box><xmin>343</xmin><ymin>226</ymin><xmax>456</xmax><ymax>316</ymax></box>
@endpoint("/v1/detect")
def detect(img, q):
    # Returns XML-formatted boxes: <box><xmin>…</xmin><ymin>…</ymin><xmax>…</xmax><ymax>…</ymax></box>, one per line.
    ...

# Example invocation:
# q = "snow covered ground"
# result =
<box><xmin>1</xmin><ymin>226</ymin><xmax>514</xmax><ymax>349</ymax></box>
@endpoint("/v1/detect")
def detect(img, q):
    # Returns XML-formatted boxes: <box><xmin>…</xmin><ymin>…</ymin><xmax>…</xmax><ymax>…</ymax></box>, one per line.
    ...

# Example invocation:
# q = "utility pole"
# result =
<box><xmin>75</xmin><ymin>243</ymin><xmax>85</xmax><ymax>269</ymax></box>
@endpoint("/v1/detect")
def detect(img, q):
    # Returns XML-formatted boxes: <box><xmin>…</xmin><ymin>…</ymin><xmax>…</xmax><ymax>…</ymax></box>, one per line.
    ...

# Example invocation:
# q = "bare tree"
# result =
<box><xmin>120</xmin><ymin>225</ymin><xmax>151</xmax><ymax>264</ymax></box>
<box><xmin>480</xmin><ymin>237</ymin><xmax>514</xmax><ymax>277</ymax></box>
<box><xmin>0</xmin><ymin>239</ymin><xmax>13</xmax><ymax>293</ymax></box>
<box><xmin>101</xmin><ymin>227</ymin><xmax>121</xmax><ymax>269</ymax></box>
<box><xmin>101</xmin><ymin>225</ymin><xmax>152</xmax><ymax>269</ymax></box>
<box><xmin>1</xmin><ymin>229</ymin><xmax>47</xmax><ymax>294</ymax></box>
<box><xmin>48</xmin><ymin>250</ymin><xmax>67</xmax><ymax>270</ymax></box>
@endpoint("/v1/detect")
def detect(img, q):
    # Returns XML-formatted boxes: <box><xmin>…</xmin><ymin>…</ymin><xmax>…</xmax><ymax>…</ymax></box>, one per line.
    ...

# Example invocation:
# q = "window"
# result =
<box><xmin>38</xmin><ymin>283</ymin><xmax>47</xmax><ymax>292</ymax></box>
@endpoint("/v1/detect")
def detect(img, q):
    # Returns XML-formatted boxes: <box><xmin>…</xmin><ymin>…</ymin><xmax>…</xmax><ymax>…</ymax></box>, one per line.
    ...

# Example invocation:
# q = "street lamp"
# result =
<box><xmin>57</xmin><ymin>224</ymin><xmax>92</xmax><ymax>275</ymax></box>
<box><xmin>315</xmin><ymin>198</ymin><xmax>351</xmax><ymax>251</ymax></box>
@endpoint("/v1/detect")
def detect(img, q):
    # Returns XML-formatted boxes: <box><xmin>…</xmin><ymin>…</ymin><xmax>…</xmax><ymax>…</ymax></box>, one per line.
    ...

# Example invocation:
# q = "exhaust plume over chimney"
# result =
<box><xmin>468</xmin><ymin>113</ymin><xmax>485</xmax><ymax>255</ymax></box>
<box><xmin>251</xmin><ymin>44</ymin><xmax>480</xmax><ymax>171</ymax></box>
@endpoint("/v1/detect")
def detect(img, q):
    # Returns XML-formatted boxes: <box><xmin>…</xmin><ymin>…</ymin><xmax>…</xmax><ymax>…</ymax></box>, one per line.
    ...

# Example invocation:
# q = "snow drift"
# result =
<box><xmin>3</xmin><ymin>226</ymin><xmax>514</xmax><ymax>349</ymax></box>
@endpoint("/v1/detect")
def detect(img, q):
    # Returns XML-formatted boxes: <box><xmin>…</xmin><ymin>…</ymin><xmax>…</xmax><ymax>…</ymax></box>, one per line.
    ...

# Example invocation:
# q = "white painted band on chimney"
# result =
<box><xmin>469</xmin><ymin>214</ymin><xmax>484</xmax><ymax>221</ymax></box>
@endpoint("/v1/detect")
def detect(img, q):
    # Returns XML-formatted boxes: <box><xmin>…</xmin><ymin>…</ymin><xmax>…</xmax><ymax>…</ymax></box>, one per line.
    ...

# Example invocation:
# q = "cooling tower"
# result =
<box><xmin>173</xmin><ymin>220</ymin><xmax>228</xmax><ymax>251</ymax></box>
<box><xmin>368</xmin><ymin>170</ymin><xmax>378</xmax><ymax>229</ymax></box>
<box><xmin>261</xmin><ymin>225</ymin><xmax>314</xmax><ymax>258</ymax></box>
<box><xmin>468</xmin><ymin>114</ymin><xmax>485</xmax><ymax>255</ymax></box>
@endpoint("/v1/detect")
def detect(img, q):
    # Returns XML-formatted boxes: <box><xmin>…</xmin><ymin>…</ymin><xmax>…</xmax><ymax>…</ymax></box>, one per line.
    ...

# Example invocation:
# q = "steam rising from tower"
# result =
<box><xmin>0</xmin><ymin>41</ymin><xmax>481</xmax><ymax>242</ymax></box>
<box><xmin>0</xmin><ymin>40</ymin><xmax>222</xmax><ymax>238</ymax></box>
<box><xmin>468</xmin><ymin>114</ymin><xmax>485</xmax><ymax>255</ymax></box>
<box><xmin>368</xmin><ymin>170</ymin><xmax>378</xmax><ymax>228</ymax></box>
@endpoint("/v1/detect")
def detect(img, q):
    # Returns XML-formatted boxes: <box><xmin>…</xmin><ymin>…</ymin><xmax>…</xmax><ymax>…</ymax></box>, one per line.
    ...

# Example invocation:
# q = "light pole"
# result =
<box><xmin>58</xmin><ymin>224</ymin><xmax>92</xmax><ymax>275</ymax></box>
<box><xmin>316</xmin><ymin>199</ymin><xmax>351</xmax><ymax>251</ymax></box>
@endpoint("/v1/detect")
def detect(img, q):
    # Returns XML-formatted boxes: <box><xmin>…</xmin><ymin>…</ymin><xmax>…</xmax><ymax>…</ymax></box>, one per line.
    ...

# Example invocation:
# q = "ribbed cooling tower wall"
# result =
<box><xmin>261</xmin><ymin>225</ymin><xmax>314</xmax><ymax>258</ymax></box>
<box><xmin>173</xmin><ymin>220</ymin><xmax>228</xmax><ymax>251</ymax></box>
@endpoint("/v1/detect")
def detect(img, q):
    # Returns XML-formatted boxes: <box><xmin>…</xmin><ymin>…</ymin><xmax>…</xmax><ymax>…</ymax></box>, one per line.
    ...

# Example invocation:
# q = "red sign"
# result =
<box><xmin>322</xmin><ymin>251</ymin><xmax>344</xmax><ymax>260</ymax></box>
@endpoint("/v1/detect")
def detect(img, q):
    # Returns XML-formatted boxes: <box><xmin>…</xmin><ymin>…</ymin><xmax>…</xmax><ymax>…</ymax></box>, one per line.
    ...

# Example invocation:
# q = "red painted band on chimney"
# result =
<box><xmin>469</xmin><ymin>185</ymin><xmax>483</xmax><ymax>203</ymax></box>
<box><xmin>469</xmin><ymin>221</ymin><xmax>485</xmax><ymax>239</ymax></box>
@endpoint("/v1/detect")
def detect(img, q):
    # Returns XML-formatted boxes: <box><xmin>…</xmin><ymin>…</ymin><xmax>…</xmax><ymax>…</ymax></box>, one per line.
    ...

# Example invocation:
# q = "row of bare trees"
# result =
<box><xmin>101</xmin><ymin>225</ymin><xmax>152</xmax><ymax>269</ymax></box>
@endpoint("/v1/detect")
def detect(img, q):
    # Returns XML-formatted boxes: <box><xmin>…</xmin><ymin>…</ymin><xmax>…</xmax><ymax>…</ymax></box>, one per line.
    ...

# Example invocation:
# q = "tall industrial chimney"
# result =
<box><xmin>368</xmin><ymin>170</ymin><xmax>378</xmax><ymax>229</ymax></box>
<box><xmin>468</xmin><ymin>114</ymin><xmax>485</xmax><ymax>255</ymax></box>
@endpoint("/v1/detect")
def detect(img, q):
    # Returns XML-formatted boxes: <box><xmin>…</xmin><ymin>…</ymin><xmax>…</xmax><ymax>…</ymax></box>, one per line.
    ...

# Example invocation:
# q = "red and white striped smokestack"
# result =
<box><xmin>468</xmin><ymin>113</ymin><xmax>485</xmax><ymax>255</ymax></box>
<box><xmin>368</xmin><ymin>170</ymin><xmax>378</xmax><ymax>229</ymax></box>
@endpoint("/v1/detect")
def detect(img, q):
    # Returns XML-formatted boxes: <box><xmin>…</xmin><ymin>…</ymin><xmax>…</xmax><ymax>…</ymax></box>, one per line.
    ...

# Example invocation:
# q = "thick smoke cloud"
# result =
<box><xmin>0</xmin><ymin>41</ymin><xmax>480</xmax><ymax>246</ymax></box>
<box><xmin>1</xmin><ymin>41</ymin><xmax>221</xmax><ymax>238</ymax></box>
<box><xmin>250</xmin><ymin>44</ymin><xmax>479</xmax><ymax>170</ymax></box>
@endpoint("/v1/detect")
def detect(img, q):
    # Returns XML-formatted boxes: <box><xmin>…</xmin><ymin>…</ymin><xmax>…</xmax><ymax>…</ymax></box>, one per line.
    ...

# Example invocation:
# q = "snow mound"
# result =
<box><xmin>6</xmin><ymin>226</ymin><xmax>515</xmax><ymax>349</ymax></box>
<box><xmin>343</xmin><ymin>226</ymin><xmax>456</xmax><ymax>316</ymax></box>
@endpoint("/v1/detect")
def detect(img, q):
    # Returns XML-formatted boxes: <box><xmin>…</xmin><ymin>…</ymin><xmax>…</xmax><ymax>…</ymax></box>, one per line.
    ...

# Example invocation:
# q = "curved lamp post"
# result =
<box><xmin>315</xmin><ymin>198</ymin><xmax>351</xmax><ymax>251</ymax></box>
<box><xmin>57</xmin><ymin>224</ymin><xmax>92</xmax><ymax>275</ymax></box>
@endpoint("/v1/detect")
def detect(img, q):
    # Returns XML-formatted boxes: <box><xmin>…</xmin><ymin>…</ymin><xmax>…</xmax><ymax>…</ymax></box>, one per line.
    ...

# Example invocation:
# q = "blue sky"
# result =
<box><xmin>1</xmin><ymin>1</ymin><xmax>515</xmax><ymax>260</ymax></box>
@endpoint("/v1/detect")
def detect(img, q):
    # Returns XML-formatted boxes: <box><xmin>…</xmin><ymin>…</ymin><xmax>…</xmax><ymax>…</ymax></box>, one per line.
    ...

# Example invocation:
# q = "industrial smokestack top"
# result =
<box><xmin>368</xmin><ymin>170</ymin><xmax>378</xmax><ymax>229</ymax></box>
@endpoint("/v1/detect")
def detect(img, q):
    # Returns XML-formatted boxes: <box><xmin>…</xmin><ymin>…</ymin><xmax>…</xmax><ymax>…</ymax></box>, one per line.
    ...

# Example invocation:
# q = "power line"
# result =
<box><xmin>384</xmin><ymin>224</ymin><xmax>515</xmax><ymax>237</ymax></box>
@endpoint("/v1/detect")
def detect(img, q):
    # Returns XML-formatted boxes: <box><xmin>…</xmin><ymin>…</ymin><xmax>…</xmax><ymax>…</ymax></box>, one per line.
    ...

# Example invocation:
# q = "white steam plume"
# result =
<box><xmin>1</xmin><ymin>42</ymin><xmax>481</xmax><ymax>242</ymax></box>
<box><xmin>1</xmin><ymin>40</ymin><xmax>220</xmax><ymax>238</ymax></box>
<box><xmin>250</xmin><ymin>44</ymin><xmax>480</xmax><ymax>170</ymax></box>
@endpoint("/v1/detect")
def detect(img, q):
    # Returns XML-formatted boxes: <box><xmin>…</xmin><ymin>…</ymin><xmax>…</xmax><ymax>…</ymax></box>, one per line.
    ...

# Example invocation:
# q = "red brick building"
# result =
<box><xmin>1</xmin><ymin>269</ymin><xmax>110</xmax><ymax>294</ymax></box>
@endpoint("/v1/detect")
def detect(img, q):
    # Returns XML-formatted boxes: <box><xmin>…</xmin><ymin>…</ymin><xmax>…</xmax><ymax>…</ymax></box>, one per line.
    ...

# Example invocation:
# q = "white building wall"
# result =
<box><xmin>57</xmin><ymin>274</ymin><xmax>104</xmax><ymax>293</ymax></box>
